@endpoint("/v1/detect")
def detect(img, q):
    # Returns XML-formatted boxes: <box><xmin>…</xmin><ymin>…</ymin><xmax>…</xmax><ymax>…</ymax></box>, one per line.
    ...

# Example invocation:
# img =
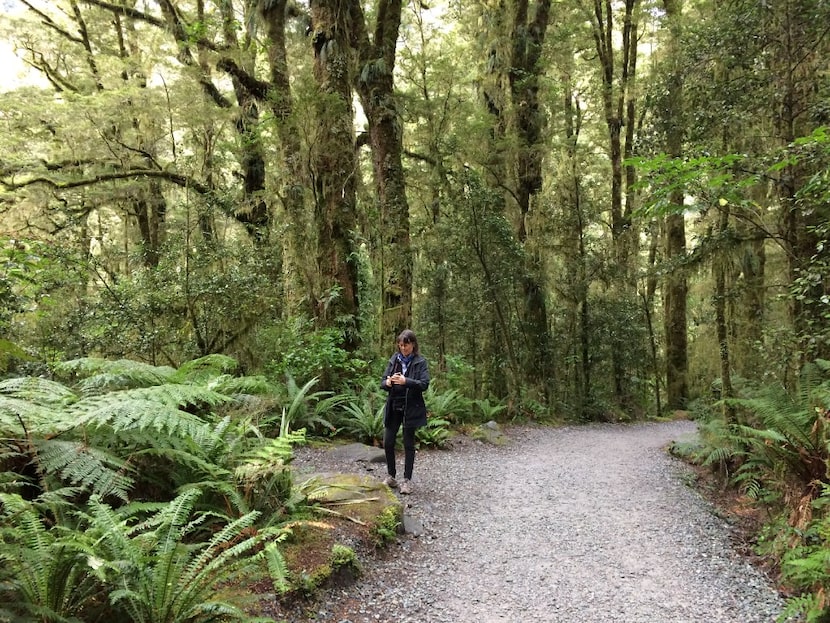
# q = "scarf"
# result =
<box><xmin>396</xmin><ymin>352</ymin><xmax>414</xmax><ymax>375</ymax></box>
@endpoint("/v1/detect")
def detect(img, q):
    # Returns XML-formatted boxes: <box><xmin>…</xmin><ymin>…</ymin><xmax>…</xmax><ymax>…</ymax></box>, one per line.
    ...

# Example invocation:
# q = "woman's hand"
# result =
<box><xmin>389</xmin><ymin>373</ymin><xmax>405</xmax><ymax>386</ymax></box>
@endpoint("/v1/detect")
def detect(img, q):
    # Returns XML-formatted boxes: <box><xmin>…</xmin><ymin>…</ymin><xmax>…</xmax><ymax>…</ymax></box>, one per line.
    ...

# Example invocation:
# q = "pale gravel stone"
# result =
<box><xmin>287</xmin><ymin>421</ymin><xmax>786</xmax><ymax>623</ymax></box>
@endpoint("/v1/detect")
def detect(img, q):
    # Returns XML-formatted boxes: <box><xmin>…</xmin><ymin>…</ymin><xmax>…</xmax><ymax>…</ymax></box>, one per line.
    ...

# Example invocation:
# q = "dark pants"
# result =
<box><xmin>384</xmin><ymin>408</ymin><xmax>416</xmax><ymax>480</ymax></box>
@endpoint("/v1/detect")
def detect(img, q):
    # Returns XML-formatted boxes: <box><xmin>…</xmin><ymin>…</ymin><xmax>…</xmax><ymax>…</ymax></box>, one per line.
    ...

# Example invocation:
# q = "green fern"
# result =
<box><xmin>273</xmin><ymin>375</ymin><xmax>339</xmax><ymax>435</ymax></box>
<box><xmin>36</xmin><ymin>439</ymin><xmax>135</xmax><ymax>502</ymax></box>
<box><xmin>719</xmin><ymin>362</ymin><xmax>830</xmax><ymax>491</ymax></box>
<box><xmin>425</xmin><ymin>386</ymin><xmax>472</xmax><ymax>425</ymax></box>
<box><xmin>54</xmin><ymin>358</ymin><xmax>176</xmax><ymax>394</ymax></box>
<box><xmin>67</xmin><ymin>386</ymin><xmax>224</xmax><ymax>438</ymax></box>
<box><xmin>473</xmin><ymin>397</ymin><xmax>507</xmax><ymax>424</ymax></box>
<box><xmin>0</xmin><ymin>395</ymin><xmax>66</xmax><ymax>435</ymax></box>
<box><xmin>261</xmin><ymin>541</ymin><xmax>291</xmax><ymax>595</ymax></box>
<box><xmin>172</xmin><ymin>354</ymin><xmax>240</xmax><ymax>383</ymax></box>
<box><xmin>0</xmin><ymin>492</ymin><xmax>102</xmax><ymax>622</ymax></box>
<box><xmin>0</xmin><ymin>376</ymin><xmax>79</xmax><ymax>405</ymax></box>
<box><xmin>85</xmin><ymin>489</ymin><xmax>268</xmax><ymax>623</ymax></box>
<box><xmin>338</xmin><ymin>400</ymin><xmax>385</xmax><ymax>446</ymax></box>
<box><xmin>416</xmin><ymin>417</ymin><xmax>452</xmax><ymax>448</ymax></box>
<box><xmin>777</xmin><ymin>486</ymin><xmax>830</xmax><ymax>622</ymax></box>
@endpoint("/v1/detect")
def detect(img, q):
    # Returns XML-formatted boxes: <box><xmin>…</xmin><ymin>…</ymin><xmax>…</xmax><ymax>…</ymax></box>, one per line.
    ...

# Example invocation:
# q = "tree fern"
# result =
<box><xmin>54</xmin><ymin>358</ymin><xmax>176</xmax><ymax>394</ymax></box>
<box><xmin>0</xmin><ymin>395</ymin><xmax>65</xmax><ymax>434</ymax></box>
<box><xmin>0</xmin><ymin>376</ymin><xmax>78</xmax><ymax>405</ymax></box>
<box><xmin>68</xmin><ymin>389</ymin><xmax>220</xmax><ymax>439</ymax></box>
<box><xmin>172</xmin><ymin>354</ymin><xmax>240</xmax><ymax>383</ymax></box>
<box><xmin>36</xmin><ymin>439</ymin><xmax>135</xmax><ymax>502</ymax></box>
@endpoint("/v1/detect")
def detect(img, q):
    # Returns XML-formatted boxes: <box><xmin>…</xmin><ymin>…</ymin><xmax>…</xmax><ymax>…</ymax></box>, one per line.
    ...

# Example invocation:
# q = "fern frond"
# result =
<box><xmin>0</xmin><ymin>376</ymin><xmax>78</xmax><ymax>406</ymax></box>
<box><xmin>234</xmin><ymin>436</ymin><xmax>296</xmax><ymax>483</ymax></box>
<box><xmin>35</xmin><ymin>439</ymin><xmax>134</xmax><ymax>501</ymax></box>
<box><xmin>173</xmin><ymin>354</ymin><xmax>239</xmax><ymax>383</ymax></box>
<box><xmin>88</xmin><ymin>490</ymin><xmax>262</xmax><ymax>623</ymax></box>
<box><xmin>48</xmin><ymin>380</ymin><xmax>228</xmax><ymax>443</ymax></box>
<box><xmin>0</xmin><ymin>396</ymin><xmax>65</xmax><ymax>435</ymax></box>
<box><xmin>261</xmin><ymin>541</ymin><xmax>291</xmax><ymax>594</ymax></box>
<box><xmin>182</xmin><ymin>509</ymin><xmax>261</xmax><ymax>586</ymax></box>
<box><xmin>54</xmin><ymin>358</ymin><xmax>175</xmax><ymax>391</ymax></box>
<box><xmin>79</xmin><ymin>398</ymin><xmax>206</xmax><ymax>437</ymax></box>
<box><xmin>0</xmin><ymin>493</ymin><xmax>99</xmax><ymax>620</ymax></box>
<box><xmin>117</xmin><ymin>383</ymin><xmax>230</xmax><ymax>410</ymax></box>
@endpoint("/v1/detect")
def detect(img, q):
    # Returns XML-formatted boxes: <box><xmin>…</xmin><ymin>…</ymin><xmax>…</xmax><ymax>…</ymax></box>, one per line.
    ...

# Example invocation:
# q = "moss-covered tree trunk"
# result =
<box><xmin>309</xmin><ymin>0</ymin><xmax>361</xmax><ymax>350</ymax></box>
<box><xmin>349</xmin><ymin>0</ymin><xmax>412</xmax><ymax>338</ymax></box>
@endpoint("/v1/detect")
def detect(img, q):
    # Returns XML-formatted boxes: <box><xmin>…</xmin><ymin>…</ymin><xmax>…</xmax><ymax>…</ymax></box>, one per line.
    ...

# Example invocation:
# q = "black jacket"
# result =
<box><xmin>380</xmin><ymin>353</ymin><xmax>430</xmax><ymax>428</ymax></box>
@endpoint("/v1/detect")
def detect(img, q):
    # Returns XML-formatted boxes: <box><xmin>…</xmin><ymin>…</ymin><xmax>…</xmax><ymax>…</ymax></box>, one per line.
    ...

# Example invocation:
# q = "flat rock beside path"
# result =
<box><xmin>285</xmin><ymin>420</ymin><xmax>786</xmax><ymax>623</ymax></box>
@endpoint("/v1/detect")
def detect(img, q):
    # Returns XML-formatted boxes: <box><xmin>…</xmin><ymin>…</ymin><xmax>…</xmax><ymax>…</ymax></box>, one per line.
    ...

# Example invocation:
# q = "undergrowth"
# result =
<box><xmin>682</xmin><ymin>359</ymin><xmax>830</xmax><ymax>623</ymax></box>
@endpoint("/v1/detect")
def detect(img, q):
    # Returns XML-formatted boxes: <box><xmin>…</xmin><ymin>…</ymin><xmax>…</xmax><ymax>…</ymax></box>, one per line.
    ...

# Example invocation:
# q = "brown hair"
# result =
<box><xmin>396</xmin><ymin>329</ymin><xmax>419</xmax><ymax>355</ymax></box>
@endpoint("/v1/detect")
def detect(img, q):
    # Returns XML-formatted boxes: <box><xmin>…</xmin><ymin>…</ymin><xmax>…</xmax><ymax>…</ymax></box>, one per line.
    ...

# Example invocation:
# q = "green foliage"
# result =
<box><xmin>725</xmin><ymin>360</ymin><xmax>830</xmax><ymax>496</ymax></box>
<box><xmin>415</xmin><ymin>170</ymin><xmax>529</xmax><ymax>403</ymax></box>
<box><xmin>19</xmin><ymin>237</ymin><xmax>283</xmax><ymax>367</ymax></box>
<box><xmin>337</xmin><ymin>390</ymin><xmax>385</xmax><ymax>446</ymax></box>
<box><xmin>370</xmin><ymin>505</ymin><xmax>401</xmax><ymax>548</ymax></box>
<box><xmin>473</xmin><ymin>397</ymin><xmax>508</xmax><ymax>422</ymax></box>
<box><xmin>268</xmin><ymin>375</ymin><xmax>343</xmax><ymax>437</ymax></box>
<box><xmin>775</xmin><ymin>487</ymin><xmax>830</xmax><ymax>623</ymax></box>
<box><xmin>424</xmin><ymin>385</ymin><xmax>473</xmax><ymax>425</ymax></box>
<box><xmin>262</xmin><ymin>541</ymin><xmax>292</xmax><ymax>596</ymax></box>
<box><xmin>83</xmin><ymin>490</ymin><xmax>272</xmax><ymax>623</ymax></box>
<box><xmin>0</xmin><ymin>492</ymin><xmax>101</xmax><ymax>622</ymax></box>
<box><xmin>259</xmin><ymin>320</ymin><xmax>367</xmax><ymax>392</ymax></box>
<box><xmin>0</xmin><ymin>238</ymin><xmax>47</xmax><ymax>351</ymax></box>
<box><xmin>415</xmin><ymin>417</ymin><xmax>452</xmax><ymax>448</ymax></box>
<box><xmin>692</xmin><ymin>361</ymin><xmax>830</xmax><ymax>505</ymax></box>
<box><xmin>691</xmin><ymin>360</ymin><xmax>830</xmax><ymax>621</ymax></box>
<box><xmin>53</xmin><ymin>357</ymin><xmax>177</xmax><ymax>393</ymax></box>
<box><xmin>0</xmin><ymin>355</ymin><xmax>307</xmax><ymax>519</ymax></box>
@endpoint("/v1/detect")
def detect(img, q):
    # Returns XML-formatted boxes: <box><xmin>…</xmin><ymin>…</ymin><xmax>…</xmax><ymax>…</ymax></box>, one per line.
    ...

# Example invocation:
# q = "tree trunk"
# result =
<box><xmin>349</xmin><ymin>0</ymin><xmax>412</xmax><ymax>338</ymax></box>
<box><xmin>661</xmin><ymin>0</ymin><xmax>687</xmax><ymax>411</ymax></box>
<box><xmin>590</xmin><ymin>0</ymin><xmax>641</xmax><ymax>408</ymax></box>
<box><xmin>714</xmin><ymin>205</ymin><xmax>735</xmax><ymax>422</ymax></box>
<box><xmin>510</xmin><ymin>0</ymin><xmax>553</xmax><ymax>391</ymax></box>
<box><xmin>309</xmin><ymin>0</ymin><xmax>361</xmax><ymax>349</ymax></box>
<box><xmin>259</xmin><ymin>0</ymin><xmax>316</xmax><ymax>316</ymax></box>
<box><xmin>765</xmin><ymin>1</ymin><xmax>830</xmax><ymax>367</ymax></box>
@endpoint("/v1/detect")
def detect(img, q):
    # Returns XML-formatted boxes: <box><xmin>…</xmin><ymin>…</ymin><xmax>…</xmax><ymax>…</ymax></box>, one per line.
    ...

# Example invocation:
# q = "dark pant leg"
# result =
<box><xmin>384</xmin><ymin>410</ymin><xmax>403</xmax><ymax>477</ymax></box>
<box><xmin>402</xmin><ymin>427</ymin><xmax>417</xmax><ymax>480</ymax></box>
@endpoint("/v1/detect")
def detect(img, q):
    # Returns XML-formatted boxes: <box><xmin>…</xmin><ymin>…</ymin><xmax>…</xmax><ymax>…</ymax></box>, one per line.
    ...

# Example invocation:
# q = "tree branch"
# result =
<box><xmin>2</xmin><ymin>169</ymin><xmax>211</xmax><ymax>195</ymax></box>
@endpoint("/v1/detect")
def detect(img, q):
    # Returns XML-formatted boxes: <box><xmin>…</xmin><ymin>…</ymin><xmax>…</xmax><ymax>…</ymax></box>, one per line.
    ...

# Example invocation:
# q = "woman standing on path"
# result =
<box><xmin>380</xmin><ymin>329</ymin><xmax>430</xmax><ymax>495</ymax></box>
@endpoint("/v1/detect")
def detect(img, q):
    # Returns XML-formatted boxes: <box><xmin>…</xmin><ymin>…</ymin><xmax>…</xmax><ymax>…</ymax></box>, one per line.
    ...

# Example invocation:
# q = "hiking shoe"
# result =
<box><xmin>399</xmin><ymin>479</ymin><xmax>413</xmax><ymax>495</ymax></box>
<box><xmin>383</xmin><ymin>475</ymin><xmax>398</xmax><ymax>488</ymax></box>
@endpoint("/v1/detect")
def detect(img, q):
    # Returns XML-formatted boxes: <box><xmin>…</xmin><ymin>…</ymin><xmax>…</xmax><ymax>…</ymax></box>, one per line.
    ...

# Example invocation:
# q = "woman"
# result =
<box><xmin>380</xmin><ymin>329</ymin><xmax>430</xmax><ymax>495</ymax></box>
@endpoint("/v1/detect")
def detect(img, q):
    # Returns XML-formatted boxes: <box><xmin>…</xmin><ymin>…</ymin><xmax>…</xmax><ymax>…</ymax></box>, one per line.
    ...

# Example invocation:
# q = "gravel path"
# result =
<box><xmin>287</xmin><ymin>420</ymin><xmax>785</xmax><ymax>623</ymax></box>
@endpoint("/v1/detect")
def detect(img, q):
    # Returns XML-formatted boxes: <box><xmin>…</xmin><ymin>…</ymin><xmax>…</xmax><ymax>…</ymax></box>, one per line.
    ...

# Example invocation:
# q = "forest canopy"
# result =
<box><xmin>0</xmin><ymin>0</ymin><xmax>828</xmax><ymax>420</ymax></box>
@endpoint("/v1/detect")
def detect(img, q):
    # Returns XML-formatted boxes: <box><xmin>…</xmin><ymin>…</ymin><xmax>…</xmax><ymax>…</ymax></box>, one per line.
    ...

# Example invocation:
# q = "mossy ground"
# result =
<box><xmin>244</xmin><ymin>473</ymin><xmax>402</xmax><ymax>619</ymax></box>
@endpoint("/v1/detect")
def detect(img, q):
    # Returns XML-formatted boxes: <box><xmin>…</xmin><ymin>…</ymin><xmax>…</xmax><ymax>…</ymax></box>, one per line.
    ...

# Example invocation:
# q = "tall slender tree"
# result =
<box><xmin>661</xmin><ymin>0</ymin><xmax>688</xmax><ymax>410</ymax></box>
